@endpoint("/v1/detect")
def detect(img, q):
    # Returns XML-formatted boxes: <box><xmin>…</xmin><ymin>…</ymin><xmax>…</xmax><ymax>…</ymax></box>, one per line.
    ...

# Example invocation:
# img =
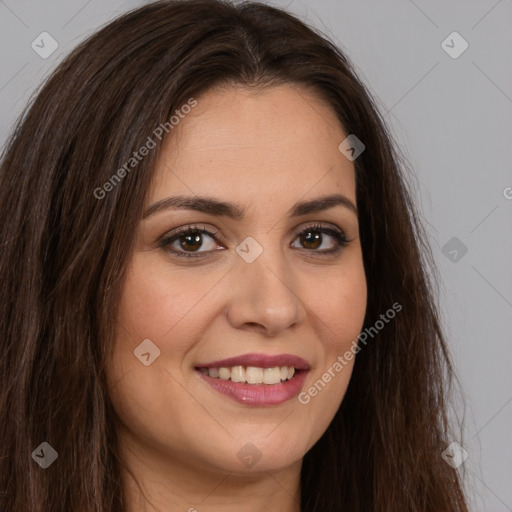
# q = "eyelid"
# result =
<box><xmin>158</xmin><ymin>224</ymin><xmax>224</xmax><ymax>257</ymax></box>
<box><xmin>159</xmin><ymin>221</ymin><xmax>350</xmax><ymax>258</ymax></box>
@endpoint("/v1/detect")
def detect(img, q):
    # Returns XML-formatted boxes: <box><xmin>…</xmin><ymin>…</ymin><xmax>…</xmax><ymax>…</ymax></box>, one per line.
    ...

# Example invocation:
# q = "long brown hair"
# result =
<box><xmin>0</xmin><ymin>0</ymin><xmax>469</xmax><ymax>510</ymax></box>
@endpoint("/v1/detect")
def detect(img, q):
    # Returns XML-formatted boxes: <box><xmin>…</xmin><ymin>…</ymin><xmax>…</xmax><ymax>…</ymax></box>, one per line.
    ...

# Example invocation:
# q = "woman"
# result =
<box><xmin>0</xmin><ymin>0</ymin><xmax>470</xmax><ymax>510</ymax></box>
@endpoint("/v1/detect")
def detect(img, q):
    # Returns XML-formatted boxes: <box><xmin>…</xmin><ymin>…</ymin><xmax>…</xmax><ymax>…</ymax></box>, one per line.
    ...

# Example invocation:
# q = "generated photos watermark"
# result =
<box><xmin>93</xmin><ymin>97</ymin><xmax>198</xmax><ymax>200</ymax></box>
<box><xmin>298</xmin><ymin>301</ymin><xmax>402</xmax><ymax>404</ymax></box>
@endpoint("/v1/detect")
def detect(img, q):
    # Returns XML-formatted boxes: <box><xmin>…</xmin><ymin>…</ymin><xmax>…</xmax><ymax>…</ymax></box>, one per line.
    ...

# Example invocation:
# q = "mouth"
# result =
<box><xmin>194</xmin><ymin>353</ymin><xmax>310</xmax><ymax>406</ymax></box>
<box><xmin>197</xmin><ymin>365</ymin><xmax>301</xmax><ymax>384</ymax></box>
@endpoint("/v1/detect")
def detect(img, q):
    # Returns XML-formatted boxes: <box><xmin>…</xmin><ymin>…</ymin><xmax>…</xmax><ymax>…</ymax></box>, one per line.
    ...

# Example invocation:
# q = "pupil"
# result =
<box><xmin>178</xmin><ymin>230</ymin><xmax>323</xmax><ymax>252</ymax></box>
<box><xmin>302</xmin><ymin>231</ymin><xmax>321</xmax><ymax>249</ymax></box>
<box><xmin>182</xmin><ymin>233</ymin><xmax>202</xmax><ymax>251</ymax></box>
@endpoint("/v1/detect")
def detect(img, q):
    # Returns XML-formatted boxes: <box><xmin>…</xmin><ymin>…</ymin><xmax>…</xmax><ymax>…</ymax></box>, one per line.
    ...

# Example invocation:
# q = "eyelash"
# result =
<box><xmin>158</xmin><ymin>223</ymin><xmax>350</xmax><ymax>259</ymax></box>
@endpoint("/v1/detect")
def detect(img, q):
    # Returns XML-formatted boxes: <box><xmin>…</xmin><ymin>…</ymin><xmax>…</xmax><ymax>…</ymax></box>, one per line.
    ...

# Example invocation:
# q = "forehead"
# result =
<box><xmin>149</xmin><ymin>84</ymin><xmax>356</xmax><ymax>207</ymax></box>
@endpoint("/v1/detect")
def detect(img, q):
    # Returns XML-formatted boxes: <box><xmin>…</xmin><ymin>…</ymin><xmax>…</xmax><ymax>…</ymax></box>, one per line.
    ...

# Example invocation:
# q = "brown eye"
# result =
<box><xmin>292</xmin><ymin>224</ymin><xmax>349</xmax><ymax>254</ymax></box>
<box><xmin>179</xmin><ymin>232</ymin><xmax>203</xmax><ymax>252</ymax></box>
<box><xmin>159</xmin><ymin>223</ymin><xmax>349</xmax><ymax>260</ymax></box>
<box><xmin>160</xmin><ymin>226</ymin><xmax>222</xmax><ymax>258</ymax></box>
<box><xmin>299</xmin><ymin>230</ymin><xmax>323</xmax><ymax>250</ymax></box>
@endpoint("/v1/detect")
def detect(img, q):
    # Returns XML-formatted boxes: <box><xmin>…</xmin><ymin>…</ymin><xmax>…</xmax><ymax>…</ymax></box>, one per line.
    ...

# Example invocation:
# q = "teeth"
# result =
<box><xmin>230</xmin><ymin>366</ymin><xmax>245</xmax><ymax>383</ymax></box>
<box><xmin>204</xmin><ymin>365</ymin><xmax>297</xmax><ymax>384</ymax></box>
<box><xmin>219</xmin><ymin>367</ymin><xmax>230</xmax><ymax>380</ymax></box>
<box><xmin>263</xmin><ymin>367</ymin><xmax>281</xmax><ymax>384</ymax></box>
<box><xmin>246</xmin><ymin>366</ymin><xmax>263</xmax><ymax>384</ymax></box>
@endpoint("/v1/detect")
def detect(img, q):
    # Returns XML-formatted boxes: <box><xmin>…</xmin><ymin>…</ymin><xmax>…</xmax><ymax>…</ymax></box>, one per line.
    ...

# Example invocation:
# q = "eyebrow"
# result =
<box><xmin>142</xmin><ymin>193</ymin><xmax>357</xmax><ymax>220</ymax></box>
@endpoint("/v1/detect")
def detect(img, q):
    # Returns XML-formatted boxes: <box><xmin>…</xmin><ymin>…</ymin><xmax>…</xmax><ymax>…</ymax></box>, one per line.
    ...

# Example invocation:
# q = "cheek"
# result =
<box><xmin>107</xmin><ymin>254</ymin><xmax>227</xmax><ymax>416</ymax></box>
<box><xmin>106</xmin><ymin>260</ymin><xmax>204</xmax><ymax>449</ymax></box>
<box><xmin>296</xmin><ymin>259</ymin><xmax>366</xmax><ymax>433</ymax></box>
<box><xmin>107</xmin><ymin>258</ymin><xmax>197</xmax><ymax>404</ymax></box>
<box><xmin>307</xmin><ymin>258</ymin><xmax>367</xmax><ymax>352</ymax></box>
<box><xmin>115</xmin><ymin>255</ymin><xmax>216</xmax><ymax>344</ymax></box>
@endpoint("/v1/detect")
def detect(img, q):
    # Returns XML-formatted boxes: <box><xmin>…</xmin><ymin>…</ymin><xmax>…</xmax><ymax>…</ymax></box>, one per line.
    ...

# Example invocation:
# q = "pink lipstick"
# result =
<box><xmin>195</xmin><ymin>352</ymin><xmax>310</xmax><ymax>406</ymax></box>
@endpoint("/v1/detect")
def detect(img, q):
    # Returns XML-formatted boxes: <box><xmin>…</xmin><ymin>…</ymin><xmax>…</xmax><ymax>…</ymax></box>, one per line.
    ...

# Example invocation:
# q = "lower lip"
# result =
<box><xmin>196</xmin><ymin>369</ymin><xmax>309</xmax><ymax>406</ymax></box>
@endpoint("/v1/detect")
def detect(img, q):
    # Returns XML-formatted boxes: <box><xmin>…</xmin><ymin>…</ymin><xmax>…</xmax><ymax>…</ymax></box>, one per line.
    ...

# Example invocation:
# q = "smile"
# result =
<box><xmin>198</xmin><ymin>365</ymin><xmax>296</xmax><ymax>384</ymax></box>
<box><xmin>195</xmin><ymin>353</ymin><xmax>310</xmax><ymax>406</ymax></box>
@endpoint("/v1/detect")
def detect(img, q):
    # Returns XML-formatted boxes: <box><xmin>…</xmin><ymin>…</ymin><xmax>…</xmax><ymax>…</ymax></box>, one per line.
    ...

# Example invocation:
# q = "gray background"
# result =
<box><xmin>0</xmin><ymin>0</ymin><xmax>511</xmax><ymax>510</ymax></box>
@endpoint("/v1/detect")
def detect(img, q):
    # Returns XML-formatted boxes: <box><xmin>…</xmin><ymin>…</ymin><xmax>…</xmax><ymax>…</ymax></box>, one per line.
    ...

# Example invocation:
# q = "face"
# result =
<box><xmin>108</xmin><ymin>84</ymin><xmax>367</xmax><ymax>477</ymax></box>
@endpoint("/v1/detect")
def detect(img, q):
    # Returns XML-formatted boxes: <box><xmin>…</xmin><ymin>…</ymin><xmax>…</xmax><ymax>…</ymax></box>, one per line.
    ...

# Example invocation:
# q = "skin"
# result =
<box><xmin>107</xmin><ymin>83</ymin><xmax>367</xmax><ymax>512</ymax></box>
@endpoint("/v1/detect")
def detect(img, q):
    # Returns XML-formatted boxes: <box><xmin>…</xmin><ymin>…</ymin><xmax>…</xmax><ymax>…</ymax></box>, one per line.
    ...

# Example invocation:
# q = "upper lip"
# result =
<box><xmin>196</xmin><ymin>353</ymin><xmax>310</xmax><ymax>370</ymax></box>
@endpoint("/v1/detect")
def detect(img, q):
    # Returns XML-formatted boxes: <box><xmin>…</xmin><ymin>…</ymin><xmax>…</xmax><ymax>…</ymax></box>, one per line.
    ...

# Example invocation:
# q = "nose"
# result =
<box><xmin>225</xmin><ymin>244</ymin><xmax>305</xmax><ymax>337</ymax></box>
